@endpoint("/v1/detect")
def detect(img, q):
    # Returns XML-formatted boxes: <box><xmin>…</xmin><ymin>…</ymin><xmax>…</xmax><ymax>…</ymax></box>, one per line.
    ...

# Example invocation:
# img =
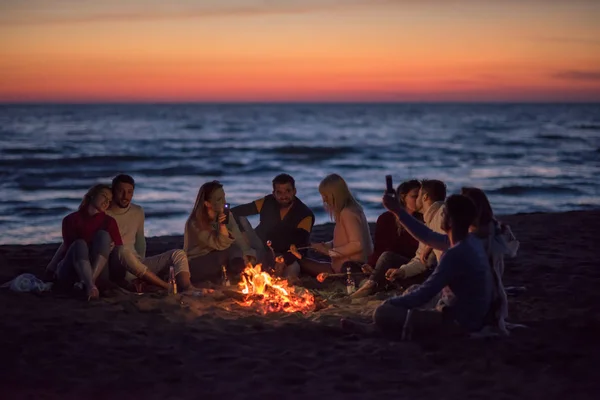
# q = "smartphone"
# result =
<box><xmin>385</xmin><ymin>175</ymin><xmax>394</xmax><ymax>195</ymax></box>
<box><xmin>223</xmin><ymin>203</ymin><xmax>230</xmax><ymax>224</ymax></box>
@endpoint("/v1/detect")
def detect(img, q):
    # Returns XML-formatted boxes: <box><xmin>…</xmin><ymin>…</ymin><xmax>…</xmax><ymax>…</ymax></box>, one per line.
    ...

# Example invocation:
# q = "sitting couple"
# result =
<box><xmin>45</xmin><ymin>175</ymin><xmax>194</xmax><ymax>299</ymax></box>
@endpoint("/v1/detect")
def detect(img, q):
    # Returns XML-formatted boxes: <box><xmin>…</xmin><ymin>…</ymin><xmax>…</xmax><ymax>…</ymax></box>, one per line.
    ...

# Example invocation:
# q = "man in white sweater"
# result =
<box><xmin>107</xmin><ymin>175</ymin><xmax>192</xmax><ymax>291</ymax></box>
<box><xmin>385</xmin><ymin>179</ymin><xmax>447</xmax><ymax>281</ymax></box>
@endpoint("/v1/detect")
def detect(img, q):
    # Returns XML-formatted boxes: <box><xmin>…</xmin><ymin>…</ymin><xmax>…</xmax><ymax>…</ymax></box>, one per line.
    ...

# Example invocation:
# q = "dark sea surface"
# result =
<box><xmin>1</xmin><ymin>103</ymin><xmax>599</xmax><ymax>244</ymax></box>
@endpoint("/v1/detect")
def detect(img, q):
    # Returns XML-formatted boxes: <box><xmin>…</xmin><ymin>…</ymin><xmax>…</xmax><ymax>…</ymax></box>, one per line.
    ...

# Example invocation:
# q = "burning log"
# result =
<box><xmin>236</xmin><ymin>263</ymin><xmax>315</xmax><ymax>314</ymax></box>
<box><xmin>221</xmin><ymin>288</ymin><xmax>250</xmax><ymax>302</ymax></box>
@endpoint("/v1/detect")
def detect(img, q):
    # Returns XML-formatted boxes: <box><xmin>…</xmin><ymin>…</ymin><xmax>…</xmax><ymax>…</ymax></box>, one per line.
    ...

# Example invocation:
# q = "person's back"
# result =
<box><xmin>441</xmin><ymin>234</ymin><xmax>493</xmax><ymax>331</ymax></box>
<box><xmin>331</xmin><ymin>205</ymin><xmax>373</xmax><ymax>273</ymax></box>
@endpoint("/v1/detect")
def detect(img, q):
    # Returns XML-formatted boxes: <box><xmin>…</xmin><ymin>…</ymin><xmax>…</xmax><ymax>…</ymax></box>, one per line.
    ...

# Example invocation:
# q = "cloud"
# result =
<box><xmin>553</xmin><ymin>70</ymin><xmax>600</xmax><ymax>81</ymax></box>
<box><xmin>0</xmin><ymin>0</ymin><xmax>375</xmax><ymax>25</ymax></box>
<box><xmin>2</xmin><ymin>0</ymin><xmax>597</xmax><ymax>25</ymax></box>
<box><xmin>536</xmin><ymin>36</ymin><xmax>600</xmax><ymax>46</ymax></box>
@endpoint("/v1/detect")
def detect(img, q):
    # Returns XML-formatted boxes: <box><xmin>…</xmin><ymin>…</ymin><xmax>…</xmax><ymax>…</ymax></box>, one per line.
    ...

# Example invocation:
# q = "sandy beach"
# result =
<box><xmin>1</xmin><ymin>209</ymin><xmax>600</xmax><ymax>399</ymax></box>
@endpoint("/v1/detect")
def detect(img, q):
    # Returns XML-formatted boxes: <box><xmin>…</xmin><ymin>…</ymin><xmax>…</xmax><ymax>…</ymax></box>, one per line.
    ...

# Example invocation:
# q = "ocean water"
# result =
<box><xmin>1</xmin><ymin>103</ymin><xmax>599</xmax><ymax>245</ymax></box>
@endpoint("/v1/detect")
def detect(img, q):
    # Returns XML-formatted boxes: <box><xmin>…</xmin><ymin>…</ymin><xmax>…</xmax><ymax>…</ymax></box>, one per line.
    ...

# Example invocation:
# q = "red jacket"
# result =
<box><xmin>62</xmin><ymin>209</ymin><xmax>122</xmax><ymax>249</ymax></box>
<box><xmin>367</xmin><ymin>211</ymin><xmax>421</xmax><ymax>266</ymax></box>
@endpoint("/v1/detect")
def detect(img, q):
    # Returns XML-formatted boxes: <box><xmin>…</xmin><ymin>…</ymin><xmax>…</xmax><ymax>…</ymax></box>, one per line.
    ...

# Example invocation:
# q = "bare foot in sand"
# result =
<box><xmin>87</xmin><ymin>285</ymin><xmax>99</xmax><ymax>301</ymax></box>
<box><xmin>350</xmin><ymin>279</ymin><xmax>376</xmax><ymax>299</ymax></box>
<box><xmin>340</xmin><ymin>318</ymin><xmax>377</xmax><ymax>335</ymax></box>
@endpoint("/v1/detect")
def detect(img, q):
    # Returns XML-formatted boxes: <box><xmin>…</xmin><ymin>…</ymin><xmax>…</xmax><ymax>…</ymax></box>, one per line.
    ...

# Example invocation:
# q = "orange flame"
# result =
<box><xmin>238</xmin><ymin>263</ymin><xmax>315</xmax><ymax>314</ymax></box>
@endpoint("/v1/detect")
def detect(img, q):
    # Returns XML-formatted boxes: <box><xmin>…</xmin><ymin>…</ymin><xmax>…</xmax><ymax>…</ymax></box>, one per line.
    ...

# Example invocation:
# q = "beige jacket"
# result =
<box><xmin>400</xmin><ymin>201</ymin><xmax>445</xmax><ymax>278</ymax></box>
<box><xmin>184</xmin><ymin>215</ymin><xmax>256</xmax><ymax>261</ymax></box>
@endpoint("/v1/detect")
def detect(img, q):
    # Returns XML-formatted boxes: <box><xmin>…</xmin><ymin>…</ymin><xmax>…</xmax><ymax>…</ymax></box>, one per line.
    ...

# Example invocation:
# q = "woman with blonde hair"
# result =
<box><xmin>45</xmin><ymin>183</ymin><xmax>123</xmax><ymax>300</ymax></box>
<box><xmin>300</xmin><ymin>174</ymin><xmax>373</xmax><ymax>277</ymax></box>
<box><xmin>184</xmin><ymin>180</ymin><xmax>256</xmax><ymax>283</ymax></box>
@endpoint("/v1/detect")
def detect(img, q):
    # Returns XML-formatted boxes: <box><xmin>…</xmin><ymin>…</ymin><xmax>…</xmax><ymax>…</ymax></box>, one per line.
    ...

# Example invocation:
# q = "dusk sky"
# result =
<box><xmin>1</xmin><ymin>0</ymin><xmax>599</xmax><ymax>102</ymax></box>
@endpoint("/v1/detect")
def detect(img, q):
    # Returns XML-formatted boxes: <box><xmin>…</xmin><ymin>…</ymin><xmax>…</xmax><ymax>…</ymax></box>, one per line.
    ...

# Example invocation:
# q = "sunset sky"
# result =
<box><xmin>1</xmin><ymin>0</ymin><xmax>599</xmax><ymax>102</ymax></box>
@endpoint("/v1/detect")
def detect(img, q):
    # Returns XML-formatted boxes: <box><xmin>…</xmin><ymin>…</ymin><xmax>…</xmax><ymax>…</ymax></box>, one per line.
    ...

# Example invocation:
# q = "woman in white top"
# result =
<box><xmin>300</xmin><ymin>174</ymin><xmax>373</xmax><ymax>276</ymax></box>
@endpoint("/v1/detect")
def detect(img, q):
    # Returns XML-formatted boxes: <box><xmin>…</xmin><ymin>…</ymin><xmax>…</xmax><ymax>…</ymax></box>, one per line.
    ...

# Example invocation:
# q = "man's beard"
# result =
<box><xmin>117</xmin><ymin>200</ymin><xmax>130</xmax><ymax>208</ymax></box>
<box><xmin>278</xmin><ymin>200</ymin><xmax>293</xmax><ymax>209</ymax></box>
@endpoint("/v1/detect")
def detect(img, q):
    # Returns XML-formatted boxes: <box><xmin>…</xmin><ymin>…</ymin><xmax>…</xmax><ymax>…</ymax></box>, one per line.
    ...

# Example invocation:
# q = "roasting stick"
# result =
<box><xmin>287</xmin><ymin>244</ymin><xmax>311</xmax><ymax>259</ymax></box>
<box><xmin>287</xmin><ymin>244</ymin><xmax>343</xmax><ymax>260</ymax></box>
<box><xmin>316</xmin><ymin>271</ymin><xmax>366</xmax><ymax>283</ymax></box>
<box><xmin>287</xmin><ymin>246</ymin><xmax>311</xmax><ymax>252</ymax></box>
<box><xmin>266</xmin><ymin>240</ymin><xmax>276</xmax><ymax>262</ymax></box>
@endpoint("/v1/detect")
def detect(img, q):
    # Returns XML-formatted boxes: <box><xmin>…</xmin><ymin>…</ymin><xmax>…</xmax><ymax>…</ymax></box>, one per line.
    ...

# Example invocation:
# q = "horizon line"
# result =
<box><xmin>1</xmin><ymin>100</ymin><xmax>600</xmax><ymax>106</ymax></box>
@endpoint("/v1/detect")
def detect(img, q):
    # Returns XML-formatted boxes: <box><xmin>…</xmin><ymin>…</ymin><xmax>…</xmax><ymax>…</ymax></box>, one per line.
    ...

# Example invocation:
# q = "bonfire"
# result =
<box><xmin>237</xmin><ymin>263</ymin><xmax>315</xmax><ymax>314</ymax></box>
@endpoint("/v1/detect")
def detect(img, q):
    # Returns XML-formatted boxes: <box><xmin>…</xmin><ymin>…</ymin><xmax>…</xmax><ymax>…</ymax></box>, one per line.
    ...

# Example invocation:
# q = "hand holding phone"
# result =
<box><xmin>385</xmin><ymin>175</ymin><xmax>395</xmax><ymax>195</ymax></box>
<box><xmin>223</xmin><ymin>203</ymin><xmax>230</xmax><ymax>224</ymax></box>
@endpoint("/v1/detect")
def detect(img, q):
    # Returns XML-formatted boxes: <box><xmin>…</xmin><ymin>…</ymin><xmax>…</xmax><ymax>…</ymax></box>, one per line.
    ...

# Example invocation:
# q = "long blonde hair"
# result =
<box><xmin>78</xmin><ymin>184</ymin><xmax>111</xmax><ymax>211</ymax></box>
<box><xmin>319</xmin><ymin>174</ymin><xmax>361</xmax><ymax>222</ymax></box>
<box><xmin>186</xmin><ymin>180</ymin><xmax>223</xmax><ymax>231</ymax></box>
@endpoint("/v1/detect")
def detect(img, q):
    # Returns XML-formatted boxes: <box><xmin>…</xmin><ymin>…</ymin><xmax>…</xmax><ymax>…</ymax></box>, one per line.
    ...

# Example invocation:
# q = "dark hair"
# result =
<box><xmin>112</xmin><ymin>174</ymin><xmax>135</xmax><ymax>190</ymax></box>
<box><xmin>79</xmin><ymin>184</ymin><xmax>111</xmax><ymax>211</ymax></box>
<box><xmin>460</xmin><ymin>187</ymin><xmax>494</xmax><ymax>228</ymax></box>
<box><xmin>445</xmin><ymin>194</ymin><xmax>477</xmax><ymax>232</ymax></box>
<box><xmin>394</xmin><ymin>179</ymin><xmax>421</xmax><ymax>233</ymax></box>
<box><xmin>421</xmin><ymin>179</ymin><xmax>447</xmax><ymax>202</ymax></box>
<box><xmin>396</xmin><ymin>179</ymin><xmax>421</xmax><ymax>207</ymax></box>
<box><xmin>272</xmin><ymin>174</ymin><xmax>295</xmax><ymax>190</ymax></box>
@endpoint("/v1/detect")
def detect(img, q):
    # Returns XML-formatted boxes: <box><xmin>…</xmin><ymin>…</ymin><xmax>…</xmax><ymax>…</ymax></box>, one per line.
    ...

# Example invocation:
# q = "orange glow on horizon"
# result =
<box><xmin>1</xmin><ymin>1</ymin><xmax>599</xmax><ymax>102</ymax></box>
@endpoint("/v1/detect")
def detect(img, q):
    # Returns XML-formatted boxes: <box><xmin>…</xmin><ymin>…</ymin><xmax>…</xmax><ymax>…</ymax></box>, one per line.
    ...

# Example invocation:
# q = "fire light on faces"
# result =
<box><xmin>238</xmin><ymin>263</ymin><xmax>315</xmax><ymax>314</ymax></box>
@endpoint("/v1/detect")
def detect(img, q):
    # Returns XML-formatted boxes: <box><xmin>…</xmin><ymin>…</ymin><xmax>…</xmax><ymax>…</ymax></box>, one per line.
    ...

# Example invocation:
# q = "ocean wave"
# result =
<box><xmin>471</xmin><ymin>124</ymin><xmax>512</xmax><ymax>133</ymax></box>
<box><xmin>0</xmin><ymin>154</ymin><xmax>164</xmax><ymax>168</ymax></box>
<box><xmin>574</xmin><ymin>124</ymin><xmax>600</xmax><ymax>131</ymax></box>
<box><xmin>182</xmin><ymin>123</ymin><xmax>204</xmax><ymax>130</ymax></box>
<box><xmin>1</xmin><ymin>103</ymin><xmax>599</xmax><ymax>244</ymax></box>
<box><xmin>269</xmin><ymin>145</ymin><xmax>355</xmax><ymax>157</ymax></box>
<box><xmin>2</xmin><ymin>148</ymin><xmax>63</xmax><ymax>156</ymax></box>
<box><xmin>15</xmin><ymin>178</ymin><xmax>97</xmax><ymax>190</ymax></box>
<box><xmin>14</xmin><ymin>206</ymin><xmax>71</xmax><ymax>216</ymax></box>
<box><xmin>488</xmin><ymin>185</ymin><xmax>584</xmax><ymax>196</ymax></box>
<box><xmin>65</xmin><ymin>129</ymin><xmax>99</xmax><ymax>136</ymax></box>
<box><xmin>221</xmin><ymin>124</ymin><xmax>247</xmax><ymax>133</ymax></box>
<box><xmin>135</xmin><ymin>166</ymin><xmax>224</xmax><ymax>177</ymax></box>
<box><xmin>537</xmin><ymin>134</ymin><xmax>587</xmax><ymax>142</ymax></box>
<box><xmin>144</xmin><ymin>210</ymin><xmax>188</xmax><ymax>219</ymax></box>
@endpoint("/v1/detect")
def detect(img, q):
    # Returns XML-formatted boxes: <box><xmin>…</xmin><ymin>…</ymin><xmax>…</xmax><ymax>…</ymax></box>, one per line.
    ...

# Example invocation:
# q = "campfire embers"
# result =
<box><xmin>238</xmin><ymin>263</ymin><xmax>315</xmax><ymax>314</ymax></box>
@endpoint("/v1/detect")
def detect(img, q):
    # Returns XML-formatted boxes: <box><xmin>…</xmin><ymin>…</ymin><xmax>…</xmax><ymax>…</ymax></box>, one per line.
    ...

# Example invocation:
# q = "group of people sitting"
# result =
<box><xmin>44</xmin><ymin>172</ymin><xmax>518</xmax><ymax>337</ymax></box>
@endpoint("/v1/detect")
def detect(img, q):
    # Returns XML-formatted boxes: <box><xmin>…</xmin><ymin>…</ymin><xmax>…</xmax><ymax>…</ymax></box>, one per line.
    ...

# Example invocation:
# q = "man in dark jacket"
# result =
<box><xmin>232</xmin><ymin>174</ymin><xmax>314</xmax><ymax>278</ymax></box>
